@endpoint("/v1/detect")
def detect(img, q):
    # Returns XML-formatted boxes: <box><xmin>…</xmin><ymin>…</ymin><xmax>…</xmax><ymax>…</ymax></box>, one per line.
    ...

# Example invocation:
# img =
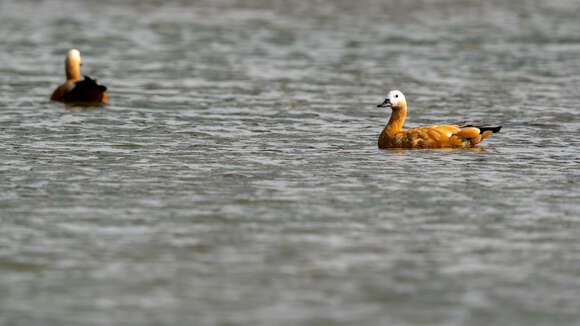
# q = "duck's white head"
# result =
<box><xmin>377</xmin><ymin>90</ymin><xmax>406</xmax><ymax>110</ymax></box>
<box><xmin>65</xmin><ymin>49</ymin><xmax>82</xmax><ymax>80</ymax></box>
<box><xmin>66</xmin><ymin>49</ymin><xmax>81</xmax><ymax>66</ymax></box>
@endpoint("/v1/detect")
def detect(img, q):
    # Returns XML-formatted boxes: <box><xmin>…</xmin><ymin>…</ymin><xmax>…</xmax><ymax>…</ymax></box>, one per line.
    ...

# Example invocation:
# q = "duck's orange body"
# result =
<box><xmin>50</xmin><ymin>49</ymin><xmax>107</xmax><ymax>104</ymax></box>
<box><xmin>377</xmin><ymin>90</ymin><xmax>500</xmax><ymax>149</ymax></box>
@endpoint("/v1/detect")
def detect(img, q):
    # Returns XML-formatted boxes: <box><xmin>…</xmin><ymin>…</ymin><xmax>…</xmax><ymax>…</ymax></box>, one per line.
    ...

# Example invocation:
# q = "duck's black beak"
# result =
<box><xmin>377</xmin><ymin>98</ymin><xmax>391</xmax><ymax>108</ymax></box>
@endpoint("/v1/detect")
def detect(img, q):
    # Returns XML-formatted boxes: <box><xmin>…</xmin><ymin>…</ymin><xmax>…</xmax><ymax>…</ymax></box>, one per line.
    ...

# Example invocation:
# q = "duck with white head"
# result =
<box><xmin>376</xmin><ymin>90</ymin><xmax>501</xmax><ymax>149</ymax></box>
<box><xmin>50</xmin><ymin>49</ymin><xmax>107</xmax><ymax>104</ymax></box>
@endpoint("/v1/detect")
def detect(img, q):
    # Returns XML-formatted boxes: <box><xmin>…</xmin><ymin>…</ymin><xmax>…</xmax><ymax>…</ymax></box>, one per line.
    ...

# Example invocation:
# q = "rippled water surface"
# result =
<box><xmin>1</xmin><ymin>0</ymin><xmax>580</xmax><ymax>325</ymax></box>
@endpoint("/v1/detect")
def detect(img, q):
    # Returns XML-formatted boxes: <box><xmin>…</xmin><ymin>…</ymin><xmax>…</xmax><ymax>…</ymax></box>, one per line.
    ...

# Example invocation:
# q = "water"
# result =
<box><xmin>1</xmin><ymin>0</ymin><xmax>580</xmax><ymax>325</ymax></box>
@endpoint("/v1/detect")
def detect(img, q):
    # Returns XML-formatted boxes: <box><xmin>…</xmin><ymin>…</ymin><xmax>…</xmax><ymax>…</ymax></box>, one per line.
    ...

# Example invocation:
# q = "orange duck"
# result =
<box><xmin>377</xmin><ymin>90</ymin><xmax>501</xmax><ymax>149</ymax></box>
<box><xmin>50</xmin><ymin>49</ymin><xmax>107</xmax><ymax>103</ymax></box>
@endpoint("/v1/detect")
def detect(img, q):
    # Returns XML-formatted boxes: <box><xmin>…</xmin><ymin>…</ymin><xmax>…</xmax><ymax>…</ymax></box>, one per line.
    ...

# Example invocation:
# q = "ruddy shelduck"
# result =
<box><xmin>377</xmin><ymin>90</ymin><xmax>501</xmax><ymax>149</ymax></box>
<box><xmin>50</xmin><ymin>49</ymin><xmax>107</xmax><ymax>103</ymax></box>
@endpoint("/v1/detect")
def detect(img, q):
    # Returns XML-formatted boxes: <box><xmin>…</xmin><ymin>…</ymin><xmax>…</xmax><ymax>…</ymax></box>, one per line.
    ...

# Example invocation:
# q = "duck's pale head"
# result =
<box><xmin>65</xmin><ymin>49</ymin><xmax>82</xmax><ymax>81</ymax></box>
<box><xmin>377</xmin><ymin>90</ymin><xmax>406</xmax><ymax>110</ymax></box>
<box><xmin>66</xmin><ymin>49</ymin><xmax>81</xmax><ymax>66</ymax></box>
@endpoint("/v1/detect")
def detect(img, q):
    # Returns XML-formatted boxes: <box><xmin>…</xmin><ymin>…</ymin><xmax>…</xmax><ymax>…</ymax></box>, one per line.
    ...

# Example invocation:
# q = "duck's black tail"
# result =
<box><xmin>479</xmin><ymin>126</ymin><xmax>502</xmax><ymax>133</ymax></box>
<box><xmin>458</xmin><ymin>122</ymin><xmax>502</xmax><ymax>134</ymax></box>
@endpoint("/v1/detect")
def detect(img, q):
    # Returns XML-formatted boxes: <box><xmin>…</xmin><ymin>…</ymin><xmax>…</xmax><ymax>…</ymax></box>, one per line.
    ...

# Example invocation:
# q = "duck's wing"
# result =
<box><xmin>62</xmin><ymin>75</ymin><xmax>107</xmax><ymax>103</ymax></box>
<box><xmin>396</xmin><ymin>122</ymin><xmax>501</xmax><ymax>148</ymax></box>
<box><xmin>397</xmin><ymin>124</ymin><xmax>462</xmax><ymax>148</ymax></box>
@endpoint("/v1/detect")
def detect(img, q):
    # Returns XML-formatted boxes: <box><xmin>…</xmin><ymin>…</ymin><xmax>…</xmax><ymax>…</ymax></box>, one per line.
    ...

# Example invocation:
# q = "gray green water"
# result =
<box><xmin>1</xmin><ymin>0</ymin><xmax>580</xmax><ymax>325</ymax></box>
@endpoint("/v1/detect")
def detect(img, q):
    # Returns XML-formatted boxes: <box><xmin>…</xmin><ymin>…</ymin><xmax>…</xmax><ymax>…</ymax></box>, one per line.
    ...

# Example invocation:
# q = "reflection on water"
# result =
<box><xmin>64</xmin><ymin>103</ymin><xmax>107</xmax><ymax>112</ymax></box>
<box><xmin>1</xmin><ymin>0</ymin><xmax>580</xmax><ymax>325</ymax></box>
<box><xmin>386</xmin><ymin>146</ymin><xmax>489</xmax><ymax>153</ymax></box>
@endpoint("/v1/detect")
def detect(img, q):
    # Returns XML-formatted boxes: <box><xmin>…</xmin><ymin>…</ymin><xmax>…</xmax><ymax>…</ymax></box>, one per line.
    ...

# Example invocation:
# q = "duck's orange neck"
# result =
<box><xmin>65</xmin><ymin>59</ymin><xmax>80</xmax><ymax>81</ymax></box>
<box><xmin>378</xmin><ymin>103</ymin><xmax>406</xmax><ymax>148</ymax></box>
<box><xmin>383</xmin><ymin>103</ymin><xmax>407</xmax><ymax>136</ymax></box>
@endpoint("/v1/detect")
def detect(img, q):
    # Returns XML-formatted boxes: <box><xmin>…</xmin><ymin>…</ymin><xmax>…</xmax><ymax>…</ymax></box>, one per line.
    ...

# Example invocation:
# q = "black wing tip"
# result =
<box><xmin>458</xmin><ymin>122</ymin><xmax>502</xmax><ymax>134</ymax></box>
<box><xmin>82</xmin><ymin>75</ymin><xmax>96</xmax><ymax>82</ymax></box>
<box><xmin>81</xmin><ymin>75</ymin><xmax>107</xmax><ymax>91</ymax></box>
<box><xmin>480</xmin><ymin>126</ymin><xmax>502</xmax><ymax>133</ymax></box>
